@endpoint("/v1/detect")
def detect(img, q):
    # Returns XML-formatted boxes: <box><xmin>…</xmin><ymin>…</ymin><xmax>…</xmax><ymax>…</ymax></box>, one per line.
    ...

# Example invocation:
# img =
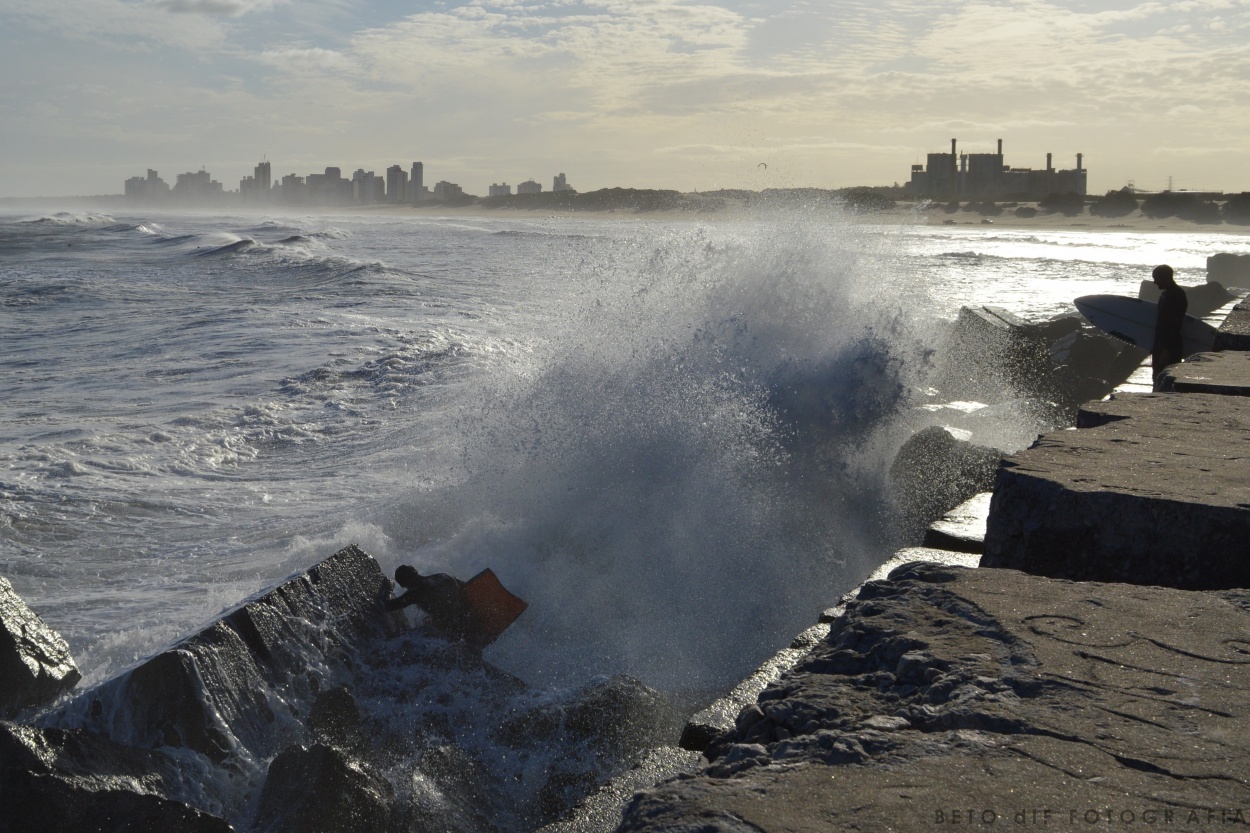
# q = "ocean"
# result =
<box><xmin>2</xmin><ymin>206</ymin><xmax>1245</xmax><ymax>703</ymax></box>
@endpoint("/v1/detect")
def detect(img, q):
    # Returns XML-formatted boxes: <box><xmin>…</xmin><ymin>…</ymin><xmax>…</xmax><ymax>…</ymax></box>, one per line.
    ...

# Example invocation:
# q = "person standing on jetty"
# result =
<box><xmin>1151</xmin><ymin>264</ymin><xmax>1187</xmax><ymax>387</ymax></box>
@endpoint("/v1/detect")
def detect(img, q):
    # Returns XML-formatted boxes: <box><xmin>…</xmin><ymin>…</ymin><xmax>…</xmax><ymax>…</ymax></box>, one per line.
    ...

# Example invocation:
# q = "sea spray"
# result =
<box><xmin>374</xmin><ymin>212</ymin><xmax>932</xmax><ymax>693</ymax></box>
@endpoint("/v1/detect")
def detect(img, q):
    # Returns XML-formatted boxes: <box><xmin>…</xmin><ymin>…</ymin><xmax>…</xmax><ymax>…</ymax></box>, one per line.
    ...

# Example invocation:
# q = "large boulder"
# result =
<box><xmin>933</xmin><ymin>306</ymin><xmax>1136</xmax><ymax>420</ymax></box>
<box><xmin>403</xmin><ymin>744</ymin><xmax>502</xmax><ymax>833</ymax></box>
<box><xmin>0</xmin><ymin>722</ymin><xmax>230</xmax><ymax>833</ymax></box>
<box><xmin>253</xmin><ymin>743</ymin><xmax>393</xmax><ymax>833</ymax></box>
<box><xmin>889</xmin><ymin>426</ymin><xmax>1001</xmax><ymax>538</ymax></box>
<box><xmin>1208</xmin><ymin>252</ymin><xmax>1250</xmax><ymax>288</ymax></box>
<box><xmin>55</xmin><ymin>546</ymin><xmax>395</xmax><ymax>766</ymax></box>
<box><xmin>0</xmin><ymin>575</ymin><xmax>81</xmax><ymax>719</ymax></box>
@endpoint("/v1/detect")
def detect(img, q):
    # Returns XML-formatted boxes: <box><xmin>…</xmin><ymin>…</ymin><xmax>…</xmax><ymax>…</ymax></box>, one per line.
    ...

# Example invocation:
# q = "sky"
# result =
<box><xmin>3</xmin><ymin>0</ymin><xmax>1250</xmax><ymax>197</ymax></box>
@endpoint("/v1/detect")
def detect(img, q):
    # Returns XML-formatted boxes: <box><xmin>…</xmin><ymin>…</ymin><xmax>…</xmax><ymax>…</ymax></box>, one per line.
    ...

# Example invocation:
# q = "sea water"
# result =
<box><xmin>2</xmin><ymin>207</ymin><xmax>1246</xmax><ymax>701</ymax></box>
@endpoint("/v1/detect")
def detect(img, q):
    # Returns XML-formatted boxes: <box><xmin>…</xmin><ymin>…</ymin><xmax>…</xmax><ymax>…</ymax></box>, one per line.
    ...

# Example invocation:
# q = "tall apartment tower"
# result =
<box><xmin>410</xmin><ymin>162</ymin><xmax>424</xmax><ymax>203</ymax></box>
<box><xmin>255</xmin><ymin>161</ymin><xmax>271</xmax><ymax>194</ymax></box>
<box><xmin>386</xmin><ymin>164</ymin><xmax>408</xmax><ymax>203</ymax></box>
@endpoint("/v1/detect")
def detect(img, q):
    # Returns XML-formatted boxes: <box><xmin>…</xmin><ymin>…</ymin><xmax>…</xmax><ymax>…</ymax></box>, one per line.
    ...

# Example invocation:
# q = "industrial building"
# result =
<box><xmin>906</xmin><ymin>139</ymin><xmax>1087</xmax><ymax>201</ymax></box>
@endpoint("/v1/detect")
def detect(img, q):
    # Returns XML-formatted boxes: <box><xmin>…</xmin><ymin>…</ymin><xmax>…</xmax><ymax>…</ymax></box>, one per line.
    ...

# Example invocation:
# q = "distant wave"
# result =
<box><xmin>20</xmin><ymin>211</ymin><xmax>116</xmax><ymax>226</ymax></box>
<box><xmin>308</xmin><ymin>228</ymin><xmax>351</xmax><ymax>240</ymax></box>
<box><xmin>242</xmin><ymin>221</ymin><xmax>302</xmax><ymax>235</ymax></box>
<box><xmin>492</xmin><ymin>228</ymin><xmax>599</xmax><ymax>241</ymax></box>
<box><xmin>197</xmin><ymin>238</ymin><xmax>258</xmax><ymax>257</ymax></box>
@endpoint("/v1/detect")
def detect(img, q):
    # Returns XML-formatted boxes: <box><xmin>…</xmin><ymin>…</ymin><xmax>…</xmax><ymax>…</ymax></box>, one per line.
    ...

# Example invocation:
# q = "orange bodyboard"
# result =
<box><xmin>462</xmin><ymin>568</ymin><xmax>528</xmax><ymax>645</ymax></box>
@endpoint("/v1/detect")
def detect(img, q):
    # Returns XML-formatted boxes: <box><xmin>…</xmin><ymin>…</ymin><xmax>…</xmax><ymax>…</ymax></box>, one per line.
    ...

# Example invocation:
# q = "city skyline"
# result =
<box><xmin>122</xmin><ymin>160</ymin><xmax>577</xmax><ymax>204</ymax></box>
<box><xmin>4</xmin><ymin>1</ymin><xmax>1250</xmax><ymax>198</ymax></box>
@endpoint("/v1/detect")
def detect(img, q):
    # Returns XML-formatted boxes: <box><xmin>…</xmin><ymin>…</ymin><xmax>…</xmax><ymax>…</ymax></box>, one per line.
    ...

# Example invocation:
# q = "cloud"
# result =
<box><xmin>154</xmin><ymin>0</ymin><xmax>285</xmax><ymax>15</ymax></box>
<box><xmin>0</xmin><ymin>0</ymin><xmax>230</xmax><ymax>50</ymax></box>
<box><xmin>257</xmin><ymin>46</ymin><xmax>357</xmax><ymax>74</ymax></box>
<box><xmin>8</xmin><ymin>0</ymin><xmax>1250</xmax><ymax>195</ymax></box>
<box><xmin>1152</xmin><ymin>145</ymin><xmax>1232</xmax><ymax>157</ymax></box>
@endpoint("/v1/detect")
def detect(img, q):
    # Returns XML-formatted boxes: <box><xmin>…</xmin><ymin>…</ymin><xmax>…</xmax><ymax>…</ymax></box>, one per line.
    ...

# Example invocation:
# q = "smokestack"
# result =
<box><xmin>1077</xmin><ymin>153</ymin><xmax>1083</xmax><ymax>171</ymax></box>
<box><xmin>997</xmin><ymin>139</ymin><xmax>1003</xmax><ymax>157</ymax></box>
<box><xmin>1046</xmin><ymin>153</ymin><xmax>1053</xmax><ymax>172</ymax></box>
<box><xmin>951</xmin><ymin>138</ymin><xmax>957</xmax><ymax>157</ymax></box>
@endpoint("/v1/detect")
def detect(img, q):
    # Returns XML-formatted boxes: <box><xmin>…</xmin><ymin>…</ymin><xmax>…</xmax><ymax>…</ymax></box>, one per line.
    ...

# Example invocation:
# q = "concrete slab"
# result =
<box><xmin>1215</xmin><ymin>298</ymin><xmax>1250</xmax><ymax>351</ymax></box>
<box><xmin>619</xmin><ymin>564</ymin><xmax>1250</xmax><ymax>832</ymax></box>
<box><xmin>922</xmin><ymin>491</ymin><xmax>992</xmax><ymax>554</ymax></box>
<box><xmin>1159</xmin><ymin>350</ymin><xmax>1250</xmax><ymax>395</ymax></box>
<box><xmin>982</xmin><ymin>392</ymin><xmax>1250</xmax><ymax>589</ymax></box>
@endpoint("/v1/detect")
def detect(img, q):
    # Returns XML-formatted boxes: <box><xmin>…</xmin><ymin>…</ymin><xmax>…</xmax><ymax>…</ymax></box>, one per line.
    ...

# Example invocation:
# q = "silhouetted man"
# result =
<box><xmin>1151</xmin><ymin>264</ymin><xmax>1187</xmax><ymax>387</ymax></box>
<box><xmin>386</xmin><ymin>565</ymin><xmax>482</xmax><ymax>647</ymax></box>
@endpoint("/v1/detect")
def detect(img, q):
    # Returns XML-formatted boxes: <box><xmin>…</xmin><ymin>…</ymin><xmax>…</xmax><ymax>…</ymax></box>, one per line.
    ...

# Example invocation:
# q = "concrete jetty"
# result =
<box><xmin>617</xmin><ymin>307</ymin><xmax>1250</xmax><ymax>831</ymax></box>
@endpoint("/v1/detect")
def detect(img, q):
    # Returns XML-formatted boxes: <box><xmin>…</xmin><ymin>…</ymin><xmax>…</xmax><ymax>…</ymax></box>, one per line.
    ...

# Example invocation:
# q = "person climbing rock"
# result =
<box><xmin>386</xmin><ymin>565</ymin><xmax>482</xmax><ymax>646</ymax></box>
<box><xmin>387</xmin><ymin>564</ymin><xmax>529</xmax><ymax>650</ymax></box>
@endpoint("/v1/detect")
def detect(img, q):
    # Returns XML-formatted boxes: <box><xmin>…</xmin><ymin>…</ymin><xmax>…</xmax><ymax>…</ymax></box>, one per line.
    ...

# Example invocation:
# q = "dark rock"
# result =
<box><xmin>1138</xmin><ymin>278</ymin><xmax>1234</xmax><ymax>316</ymax></box>
<box><xmin>309</xmin><ymin>686</ymin><xmax>368</xmax><ymax>754</ymax></box>
<box><xmin>921</xmin><ymin>491</ymin><xmax>991</xmax><ymax>554</ymax></box>
<box><xmin>934</xmin><ymin>306</ymin><xmax>1056</xmax><ymax>401</ymax></box>
<box><xmin>680</xmin><ymin>624</ymin><xmax>829</xmax><ymax>753</ymax></box>
<box><xmin>890</xmin><ymin>426</ymin><xmax>1001</xmax><ymax>537</ymax></box>
<box><xmin>0</xmin><ymin>575</ymin><xmax>81</xmax><ymax>718</ymax></box>
<box><xmin>0</xmin><ymin>722</ymin><xmax>231</xmax><ymax>833</ymax></box>
<box><xmin>934</xmin><ymin>305</ymin><xmax>1138</xmax><ymax>419</ymax></box>
<box><xmin>253</xmin><ymin>743</ymin><xmax>393</xmax><ymax>833</ymax></box>
<box><xmin>618</xmin><ymin>564</ymin><xmax>1250</xmax><ymax>832</ymax></box>
<box><xmin>58</xmin><ymin>545</ymin><xmax>395</xmax><ymax>764</ymax></box>
<box><xmin>983</xmin><ymin>392</ymin><xmax>1250</xmax><ymax>589</ymax></box>
<box><xmin>1215</xmin><ymin>298</ymin><xmax>1250</xmax><ymax>351</ymax></box>
<box><xmin>536</xmin><ymin>747</ymin><xmax>699</xmax><ymax>833</ymax></box>
<box><xmin>497</xmin><ymin>675</ymin><xmax>677</xmax><ymax>758</ymax></box>
<box><xmin>403</xmin><ymin>744</ymin><xmax>500</xmax><ymax>833</ymax></box>
<box><xmin>1208</xmin><ymin>252</ymin><xmax>1250</xmax><ymax>288</ymax></box>
<box><xmin>1158</xmin><ymin>350</ymin><xmax>1250</xmax><ymax>395</ymax></box>
<box><xmin>564</xmin><ymin>675</ymin><xmax>679</xmax><ymax>757</ymax></box>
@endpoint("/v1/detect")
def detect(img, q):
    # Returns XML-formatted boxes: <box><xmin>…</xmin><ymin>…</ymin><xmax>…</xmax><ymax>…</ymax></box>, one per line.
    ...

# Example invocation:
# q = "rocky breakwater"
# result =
<box><xmin>619</xmin><ymin>562</ymin><xmax>1250</xmax><ymax>831</ymax></box>
<box><xmin>3</xmin><ymin>545</ymin><xmax>680</xmax><ymax>832</ymax></box>
<box><xmin>982</xmin><ymin>391</ymin><xmax>1250</xmax><ymax>589</ymax></box>
<box><xmin>617</xmin><ymin>340</ymin><xmax>1250</xmax><ymax>829</ymax></box>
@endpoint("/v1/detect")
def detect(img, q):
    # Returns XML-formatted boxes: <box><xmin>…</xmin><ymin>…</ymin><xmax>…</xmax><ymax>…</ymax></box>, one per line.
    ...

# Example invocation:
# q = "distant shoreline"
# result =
<box><xmin>4</xmin><ymin>193</ymin><xmax>1250</xmax><ymax>234</ymax></box>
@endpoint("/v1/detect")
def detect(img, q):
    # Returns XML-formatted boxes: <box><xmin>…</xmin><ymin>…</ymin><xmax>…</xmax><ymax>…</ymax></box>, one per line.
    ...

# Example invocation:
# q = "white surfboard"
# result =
<box><xmin>1074</xmin><ymin>294</ymin><xmax>1216</xmax><ymax>357</ymax></box>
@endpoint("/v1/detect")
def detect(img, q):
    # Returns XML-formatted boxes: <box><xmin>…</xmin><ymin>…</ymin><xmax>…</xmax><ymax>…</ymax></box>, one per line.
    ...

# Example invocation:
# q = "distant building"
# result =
<box><xmin>306</xmin><ymin>167</ymin><xmax>351</xmax><ymax>205</ymax></box>
<box><xmin>124</xmin><ymin>169</ymin><xmax>170</xmax><ymax>201</ymax></box>
<box><xmin>386</xmin><ymin>164</ymin><xmax>408</xmax><ymax>203</ymax></box>
<box><xmin>906</xmin><ymin>139</ymin><xmax>1086</xmax><ymax>200</ymax></box>
<box><xmin>552</xmin><ymin>173</ymin><xmax>574</xmax><ymax>193</ymax></box>
<box><xmin>489</xmin><ymin>182</ymin><xmax>512</xmax><ymax>197</ymax></box>
<box><xmin>410</xmin><ymin>162</ymin><xmax>425</xmax><ymax>203</ymax></box>
<box><xmin>278</xmin><ymin>173</ymin><xmax>305</xmax><ymax>204</ymax></box>
<box><xmin>240</xmin><ymin>161</ymin><xmax>271</xmax><ymax>202</ymax></box>
<box><xmin>172</xmin><ymin>169</ymin><xmax>224</xmax><ymax>203</ymax></box>
<box><xmin>433</xmin><ymin>181</ymin><xmax>464</xmax><ymax>201</ymax></box>
<box><xmin>516</xmin><ymin>179</ymin><xmax>542</xmax><ymax>195</ymax></box>
<box><xmin>352</xmin><ymin>169</ymin><xmax>384</xmax><ymax>204</ymax></box>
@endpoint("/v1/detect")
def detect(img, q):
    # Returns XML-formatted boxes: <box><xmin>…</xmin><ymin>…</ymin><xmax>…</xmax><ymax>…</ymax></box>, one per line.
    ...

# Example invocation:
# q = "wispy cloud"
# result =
<box><xmin>154</xmin><ymin>0</ymin><xmax>287</xmax><ymax>15</ymax></box>
<box><xmin>0</xmin><ymin>0</ymin><xmax>231</xmax><ymax>50</ymax></box>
